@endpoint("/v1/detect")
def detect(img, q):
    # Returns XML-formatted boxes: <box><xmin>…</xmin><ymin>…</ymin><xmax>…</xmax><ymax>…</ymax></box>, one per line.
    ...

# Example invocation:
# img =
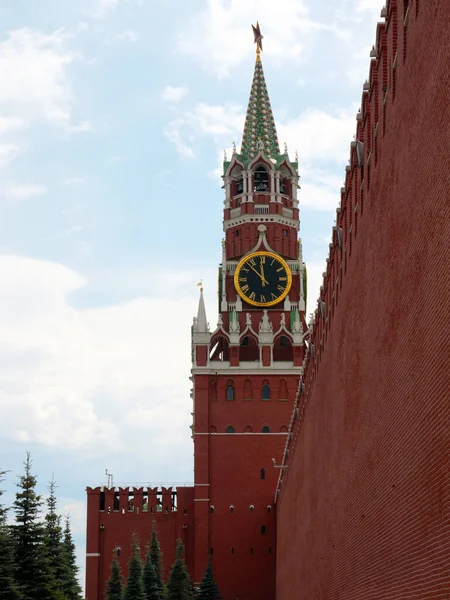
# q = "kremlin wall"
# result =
<box><xmin>276</xmin><ymin>0</ymin><xmax>450</xmax><ymax>597</ymax></box>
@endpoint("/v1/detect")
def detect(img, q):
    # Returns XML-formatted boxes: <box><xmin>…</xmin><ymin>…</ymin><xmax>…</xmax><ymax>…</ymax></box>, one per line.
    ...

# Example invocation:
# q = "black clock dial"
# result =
<box><xmin>234</xmin><ymin>252</ymin><xmax>292</xmax><ymax>307</ymax></box>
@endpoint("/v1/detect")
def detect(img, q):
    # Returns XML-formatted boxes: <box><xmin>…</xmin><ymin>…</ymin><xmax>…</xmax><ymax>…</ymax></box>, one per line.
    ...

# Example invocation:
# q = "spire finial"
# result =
<box><xmin>197</xmin><ymin>280</ymin><xmax>203</xmax><ymax>292</ymax></box>
<box><xmin>252</xmin><ymin>22</ymin><xmax>264</xmax><ymax>60</ymax></box>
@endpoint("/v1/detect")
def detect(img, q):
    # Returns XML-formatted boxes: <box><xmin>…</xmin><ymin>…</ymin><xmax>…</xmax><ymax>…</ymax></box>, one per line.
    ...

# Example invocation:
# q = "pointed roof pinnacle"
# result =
<box><xmin>196</xmin><ymin>282</ymin><xmax>208</xmax><ymax>333</ymax></box>
<box><xmin>241</xmin><ymin>23</ymin><xmax>280</xmax><ymax>160</ymax></box>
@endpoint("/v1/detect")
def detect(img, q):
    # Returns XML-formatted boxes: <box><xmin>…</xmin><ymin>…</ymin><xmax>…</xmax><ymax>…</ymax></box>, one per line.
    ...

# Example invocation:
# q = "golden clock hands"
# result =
<box><xmin>260</xmin><ymin>263</ymin><xmax>267</xmax><ymax>286</ymax></box>
<box><xmin>247</xmin><ymin>263</ymin><xmax>269</xmax><ymax>286</ymax></box>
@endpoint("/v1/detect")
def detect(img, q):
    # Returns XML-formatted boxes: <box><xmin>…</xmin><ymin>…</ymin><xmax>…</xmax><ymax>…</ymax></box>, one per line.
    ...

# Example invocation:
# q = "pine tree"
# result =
<box><xmin>12</xmin><ymin>453</ymin><xmax>58</xmax><ymax>600</ymax></box>
<box><xmin>167</xmin><ymin>540</ymin><xmax>194</xmax><ymax>600</ymax></box>
<box><xmin>197</xmin><ymin>561</ymin><xmax>221</xmax><ymax>600</ymax></box>
<box><xmin>149</xmin><ymin>526</ymin><xmax>165</xmax><ymax>598</ymax></box>
<box><xmin>143</xmin><ymin>546</ymin><xmax>163</xmax><ymax>600</ymax></box>
<box><xmin>123</xmin><ymin>534</ymin><xmax>146</xmax><ymax>600</ymax></box>
<box><xmin>61</xmin><ymin>516</ymin><xmax>83</xmax><ymax>600</ymax></box>
<box><xmin>43</xmin><ymin>478</ymin><xmax>66</xmax><ymax>599</ymax></box>
<box><xmin>106</xmin><ymin>555</ymin><xmax>123</xmax><ymax>600</ymax></box>
<box><xmin>0</xmin><ymin>469</ymin><xmax>21</xmax><ymax>600</ymax></box>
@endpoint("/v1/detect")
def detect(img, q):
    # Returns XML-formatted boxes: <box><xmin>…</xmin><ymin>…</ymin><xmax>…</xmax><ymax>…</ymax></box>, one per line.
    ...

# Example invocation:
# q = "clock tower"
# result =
<box><xmin>191</xmin><ymin>24</ymin><xmax>307</xmax><ymax>600</ymax></box>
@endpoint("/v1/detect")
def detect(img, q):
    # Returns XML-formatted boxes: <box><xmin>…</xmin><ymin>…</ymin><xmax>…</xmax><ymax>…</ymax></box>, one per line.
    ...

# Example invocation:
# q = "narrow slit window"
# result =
<box><xmin>261</xmin><ymin>468</ymin><xmax>265</xmax><ymax>480</ymax></box>
<box><xmin>261</xmin><ymin>383</ymin><xmax>271</xmax><ymax>400</ymax></box>
<box><xmin>226</xmin><ymin>385</ymin><xmax>235</xmax><ymax>401</ymax></box>
<box><xmin>261</xmin><ymin>525</ymin><xmax>266</xmax><ymax>535</ymax></box>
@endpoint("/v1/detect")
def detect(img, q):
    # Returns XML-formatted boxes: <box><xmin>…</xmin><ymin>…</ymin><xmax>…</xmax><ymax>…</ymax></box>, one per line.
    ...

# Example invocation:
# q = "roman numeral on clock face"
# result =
<box><xmin>249</xmin><ymin>291</ymin><xmax>256</xmax><ymax>301</ymax></box>
<box><xmin>241</xmin><ymin>284</ymin><xmax>249</xmax><ymax>293</ymax></box>
<box><xmin>238</xmin><ymin>276</ymin><xmax>247</xmax><ymax>283</ymax></box>
<box><xmin>279</xmin><ymin>277</ymin><xmax>287</xmax><ymax>282</ymax></box>
<box><xmin>260</xmin><ymin>294</ymin><xmax>266</xmax><ymax>303</ymax></box>
<box><xmin>277</xmin><ymin>285</ymin><xmax>285</xmax><ymax>292</ymax></box>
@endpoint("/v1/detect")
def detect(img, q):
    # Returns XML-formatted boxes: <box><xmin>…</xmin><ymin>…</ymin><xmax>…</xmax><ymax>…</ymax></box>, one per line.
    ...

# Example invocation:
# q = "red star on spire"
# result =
<box><xmin>252</xmin><ymin>22</ymin><xmax>264</xmax><ymax>53</ymax></box>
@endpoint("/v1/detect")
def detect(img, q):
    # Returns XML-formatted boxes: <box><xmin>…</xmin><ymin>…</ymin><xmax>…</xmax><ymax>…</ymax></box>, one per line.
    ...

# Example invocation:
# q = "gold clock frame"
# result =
<box><xmin>234</xmin><ymin>251</ymin><xmax>292</xmax><ymax>307</ymax></box>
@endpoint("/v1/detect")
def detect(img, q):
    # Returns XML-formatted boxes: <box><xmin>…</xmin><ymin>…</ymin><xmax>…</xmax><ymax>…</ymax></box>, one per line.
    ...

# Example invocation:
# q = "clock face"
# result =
<box><xmin>234</xmin><ymin>251</ymin><xmax>292</xmax><ymax>307</ymax></box>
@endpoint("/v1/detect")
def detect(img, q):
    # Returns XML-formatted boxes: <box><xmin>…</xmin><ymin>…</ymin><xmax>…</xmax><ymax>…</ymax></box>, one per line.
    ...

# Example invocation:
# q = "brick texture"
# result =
<box><xmin>276</xmin><ymin>1</ymin><xmax>450</xmax><ymax>598</ymax></box>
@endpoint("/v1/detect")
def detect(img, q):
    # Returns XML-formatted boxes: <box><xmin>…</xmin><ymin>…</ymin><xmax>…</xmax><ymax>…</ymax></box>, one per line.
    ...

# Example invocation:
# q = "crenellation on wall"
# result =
<box><xmin>274</xmin><ymin>0</ymin><xmax>444</xmax><ymax>507</ymax></box>
<box><xmin>276</xmin><ymin>0</ymin><xmax>449</xmax><ymax>596</ymax></box>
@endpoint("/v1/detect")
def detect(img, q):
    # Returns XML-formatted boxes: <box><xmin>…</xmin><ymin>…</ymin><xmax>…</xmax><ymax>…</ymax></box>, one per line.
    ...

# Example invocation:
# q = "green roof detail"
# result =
<box><xmin>240</xmin><ymin>54</ymin><xmax>280</xmax><ymax>160</ymax></box>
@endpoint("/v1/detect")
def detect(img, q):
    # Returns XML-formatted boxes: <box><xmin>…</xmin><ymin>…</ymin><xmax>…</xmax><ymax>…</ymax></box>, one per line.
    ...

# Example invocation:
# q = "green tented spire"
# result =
<box><xmin>240</xmin><ymin>49</ymin><xmax>280</xmax><ymax>160</ymax></box>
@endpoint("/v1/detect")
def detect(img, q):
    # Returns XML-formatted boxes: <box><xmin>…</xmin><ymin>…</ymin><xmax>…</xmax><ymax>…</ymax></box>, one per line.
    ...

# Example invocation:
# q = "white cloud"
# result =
<box><xmin>1</xmin><ymin>183</ymin><xmax>48</xmax><ymax>200</ymax></box>
<box><xmin>63</xmin><ymin>177</ymin><xmax>85</xmax><ymax>186</ymax></box>
<box><xmin>0</xmin><ymin>144</ymin><xmax>22</xmax><ymax>169</ymax></box>
<box><xmin>278</xmin><ymin>107</ymin><xmax>357</xmax><ymax>165</ymax></box>
<box><xmin>356</xmin><ymin>0</ymin><xmax>383</xmax><ymax>12</ymax></box>
<box><xmin>117</xmin><ymin>29</ymin><xmax>139</xmax><ymax>43</ymax></box>
<box><xmin>164</xmin><ymin>120</ymin><xmax>196</xmax><ymax>159</ymax></box>
<box><xmin>0</xmin><ymin>116</ymin><xmax>26</xmax><ymax>134</ymax></box>
<box><xmin>178</xmin><ymin>0</ymin><xmax>347</xmax><ymax>77</ymax></box>
<box><xmin>161</xmin><ymin>85</ymin><xmax>189</xmax><ymax>103</ymax></box>
<box><xmin>0</xmin><ymin>255</ymin><xmax>216</xmax><ymax>460</ymax></box>
<box><xmin>164</xmin><ymin>102</ymin><xmax>243</xmax><ymax>158</ymax></box>
<box><xmin>92</xmin><ymin>0</ymin><xmax>143</xmax><ymax>19</ymax></box>
<box><xmin>94</xmin><ymin>0</ymin><xmax>120</xmax><ymax>18</ymax></box>
<box><xmin>0</xmin><ymin>28</ymin><xmax>85</xmax><ymax>130</ymax></box>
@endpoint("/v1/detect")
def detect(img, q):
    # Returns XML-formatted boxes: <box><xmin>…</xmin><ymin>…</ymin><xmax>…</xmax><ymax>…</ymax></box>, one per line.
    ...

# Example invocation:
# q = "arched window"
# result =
<box><xmin>226</xmin><ymin>384</ymin><xmax>235</xmax><ymax>401</ymax></box>
<box><xmin>241</xmin><ymin>336</ymin><xmax>249</xmax><ymax>347</ymax></box>
<box><xmin>235</xmin><ymin>229</ymin><xmax>240</xmax><ymax>237</ymax></box>
<box><xmin>249</xmin><ymin>505</ymin><xmax>254</xmax><ymax>513</ymax></box>
<box><xmin>279</xmin><ymin>425</ymin><xmax>288</xmax><ymax>433</ymax></box>
<box><xmin>260</xmin><ymin>468</ymin><xmax>265</xmax><ymax>480</ymax></box>
<box><xmin>244</xmin><ymin>425</ymin><xmax>253</xmax><ymax>433</ymax></box>
<box><xmin>210</xmin><ymin>505</ymin><xmax>214</xmax><ymax>514</ymax></box>
<box><xmin>230</xmin><ymin>505</ymin><xmax>234</xmax><ymax>514</ymax></box>
<box><xmin>262</xmin><ymin>425</ymin><xmax>271</xmax><ymax>433</ymax></box>
<box><xmin>267</xmin><ymin>505</ymin><xmax>272</xmax><ymax>514</ymax></box>
<box><xmin>236</xmin><ymin>177</ymin><xmax>243</xmax><ymax>195</ymax></box>
<box><xmin>226</xmin><ymin>425</ymin><xmax>235</xmax><ymax>433</ymax></box>
<box><xmin>261</xmin><ymin>525</ymin><xmax>266</xmax><ymax>535</ymax></box>
<box><xmin>261</xmin><ymin>383</ymin><xmax>271</xmax><ymax>400</ymax></box>
<box><xmin>210</xmin><ymin>425</ymin><xmax>217</xmax><ymax>433</ymax></box>
<box><xmin>280</xmin><ymin>335</ymin><xmax>288</xmax><ymax>347</ymax></box>
<box><xmin>231</xmin><ymin>547</ymin><xmax>235</xmax><ymax>555</ymax></box>
<box><xmin>254</xmin><ymin>166</ymin><xmax>269</xmax><ymax>192</ymax></box>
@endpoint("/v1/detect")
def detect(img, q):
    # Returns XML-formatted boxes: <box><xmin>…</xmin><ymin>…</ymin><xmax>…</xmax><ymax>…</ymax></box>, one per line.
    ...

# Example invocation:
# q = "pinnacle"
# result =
<box><xmin>241</xmin><ymin>55</ymin><xmax>280</xmax><ymax>160</ymax></box>
<box><xmin>195</xmin><ymin>287</ymin><xmax>208</xmax><ymax>333</ymax></box>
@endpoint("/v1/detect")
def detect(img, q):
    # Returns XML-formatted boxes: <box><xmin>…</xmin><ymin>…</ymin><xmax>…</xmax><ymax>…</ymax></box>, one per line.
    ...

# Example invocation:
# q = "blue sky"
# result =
<box><xmin>0</xmin><ymin>0</ymin><xmax>382</xmax><ymax>588</ymax></box>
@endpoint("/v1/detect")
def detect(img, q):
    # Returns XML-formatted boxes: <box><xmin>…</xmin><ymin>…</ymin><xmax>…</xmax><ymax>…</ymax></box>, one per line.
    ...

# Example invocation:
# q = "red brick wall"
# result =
<box><xmin>276</xmin><ymin>1</ymin><xmax>450</xmax><ymax>598</ymax></box>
